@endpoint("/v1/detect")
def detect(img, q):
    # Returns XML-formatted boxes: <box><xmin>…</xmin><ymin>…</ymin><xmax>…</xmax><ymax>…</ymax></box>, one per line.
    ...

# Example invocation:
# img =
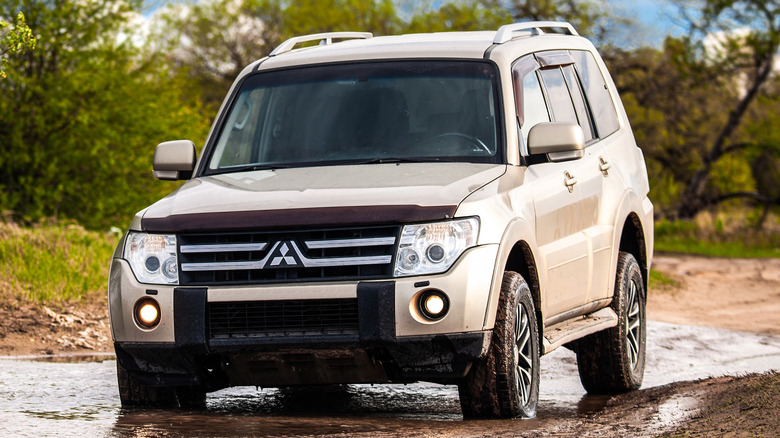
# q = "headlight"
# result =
<box><xmin>124</xmin><ymin>232</ymin><xmax>178</xmax><ymax>285</ymax></box>
<box><xmin>394</xmin><ymin>218</ymin><xmax>479</xmax><ymax>277</ymax></box>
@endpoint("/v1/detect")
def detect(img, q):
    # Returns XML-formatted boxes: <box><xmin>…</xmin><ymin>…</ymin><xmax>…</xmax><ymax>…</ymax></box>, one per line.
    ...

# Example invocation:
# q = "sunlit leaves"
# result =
<box><xmin>0</xmin><ymin>11</ymin><xmax>36</xmax><ymax>79</ymax></box>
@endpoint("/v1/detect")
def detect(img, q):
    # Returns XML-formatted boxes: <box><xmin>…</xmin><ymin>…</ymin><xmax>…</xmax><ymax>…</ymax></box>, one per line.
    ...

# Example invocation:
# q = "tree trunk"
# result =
<box><xmin>676</xmin><ymin>51</ymin><xmax>775</xmax><ymax>219</ymax></box>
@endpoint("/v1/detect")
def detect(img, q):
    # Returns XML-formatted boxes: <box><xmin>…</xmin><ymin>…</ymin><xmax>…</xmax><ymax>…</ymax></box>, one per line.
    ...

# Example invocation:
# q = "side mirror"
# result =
<box><xmin>527</xmin><ymin>122</ymin><xmax>585</xmax><ymax>163</ymax></box>
<box><xmin>153</xmin><ymin>140</ymin><xmax>196</xmax><ymax>181</ymax></box>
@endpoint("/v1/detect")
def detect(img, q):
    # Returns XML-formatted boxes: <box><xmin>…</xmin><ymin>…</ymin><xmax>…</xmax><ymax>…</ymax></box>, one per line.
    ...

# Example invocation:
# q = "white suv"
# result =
<box><xmin>109</xmin><ymin>22</ymin><xmax>653</xmax><ymax>418</ymax></box>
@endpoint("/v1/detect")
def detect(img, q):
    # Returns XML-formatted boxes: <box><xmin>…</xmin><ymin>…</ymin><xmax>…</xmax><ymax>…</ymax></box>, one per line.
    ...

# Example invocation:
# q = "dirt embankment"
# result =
<box><xmin>0</xmin><ymin>301</ymin><xmax>112</xmax><ymax>356</ymax></box>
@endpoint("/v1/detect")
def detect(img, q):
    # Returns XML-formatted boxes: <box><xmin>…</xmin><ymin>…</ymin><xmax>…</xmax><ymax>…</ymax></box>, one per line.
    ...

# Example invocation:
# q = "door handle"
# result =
<box><xmin>564</xmin><ymin>171</ymin><xmax>577</xmax><ymax>193</ymax></box>
<box><xmin>599</xmin><ymin>156</ymin><xmax>611</xmax><ymax>176</ymax></box>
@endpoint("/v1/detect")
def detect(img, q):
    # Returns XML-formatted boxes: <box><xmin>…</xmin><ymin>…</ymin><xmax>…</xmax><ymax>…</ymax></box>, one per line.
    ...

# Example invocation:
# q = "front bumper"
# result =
<box><xmin>109</xmin><ymin>245</ymin><xmax>498</xmax><ymax>387</ymax></box>
<box><xmin>116</xmin><ymin>329</ymin><xmax>490</xmax><ymax>389</ymax></box>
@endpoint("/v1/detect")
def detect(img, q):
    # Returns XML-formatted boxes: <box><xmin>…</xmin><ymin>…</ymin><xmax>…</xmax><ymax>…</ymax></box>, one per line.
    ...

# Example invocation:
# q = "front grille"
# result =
<box><xmin>208</xmin><ymin>299</ymin><xmax>359</xmax><ymax>338</ymax></box>
<box><xmin>178</xmin><ymin>226</ymin><xmax>398</xmax><ymax>285</ymax></box>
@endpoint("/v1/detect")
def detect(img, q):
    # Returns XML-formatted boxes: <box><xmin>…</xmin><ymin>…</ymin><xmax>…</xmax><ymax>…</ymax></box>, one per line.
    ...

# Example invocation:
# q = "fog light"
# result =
<box><xmin>134</xmin><ymin>298</ymin><xmax>161</xmax><ymax>329</ymax></box>
<box><xmin>418</xmin><ymin>290</ymin><xmax>449</xmax><ymax>321</ymax></box>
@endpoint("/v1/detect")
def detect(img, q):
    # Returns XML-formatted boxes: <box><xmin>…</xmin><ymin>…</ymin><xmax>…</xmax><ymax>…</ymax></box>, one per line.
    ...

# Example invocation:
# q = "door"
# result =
<box><xmin>514</xmin><ymin>59</ymin><xmax>591</xmax><ymax>318</ymax></box>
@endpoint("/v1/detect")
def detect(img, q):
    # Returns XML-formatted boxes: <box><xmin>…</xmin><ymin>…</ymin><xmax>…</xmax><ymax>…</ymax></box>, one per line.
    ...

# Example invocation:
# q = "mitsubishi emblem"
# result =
<box><xmin>267</xmin><ymin>241</ymin><xmax>302</xmax><ymax>268</ymax></box>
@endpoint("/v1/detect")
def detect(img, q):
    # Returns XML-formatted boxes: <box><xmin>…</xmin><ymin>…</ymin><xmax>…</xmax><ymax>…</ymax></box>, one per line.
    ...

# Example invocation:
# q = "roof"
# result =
<box><xmin>252</xmin><ymin>22</ymin><xmax>584</xmax><ymax>72</ymax></box>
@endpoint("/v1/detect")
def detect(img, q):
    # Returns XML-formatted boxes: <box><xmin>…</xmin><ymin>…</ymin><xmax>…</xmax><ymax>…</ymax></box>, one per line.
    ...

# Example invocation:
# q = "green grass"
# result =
<box><xmin>655</xmin><ymin>219</ymin><xmax>780</xmax><ymax>258</ymax></box>
<box><xmin>648</xmin><ymin>268</ymin><xmax>680</xmax><ymax>290</ymax></box>
<box><xmin>0</xmin><ymin>220</ymin><xmax>119</xmax><ymax>303</ymax></box>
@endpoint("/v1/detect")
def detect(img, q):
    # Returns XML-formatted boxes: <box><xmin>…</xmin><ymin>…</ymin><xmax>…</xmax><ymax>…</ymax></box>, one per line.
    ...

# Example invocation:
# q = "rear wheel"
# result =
<box><xmin>117</xmin><ymin>361</ymin><xmax>206</xmax><ymax>408</ymax></box>
<box><xmin>575</xmin><ymin>251</ymin><xmax>646</xmax><ymax>394</ymax></box>
<box><xmin>458</xmin><ymin>271</ymin><xmax>540</xmax><ymax>418</ymax></box>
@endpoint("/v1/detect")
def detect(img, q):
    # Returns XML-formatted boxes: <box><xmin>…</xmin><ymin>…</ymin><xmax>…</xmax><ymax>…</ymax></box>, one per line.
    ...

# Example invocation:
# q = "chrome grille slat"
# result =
<box><xmin>180</xmin><ymin>243</ymin><xmax>268</xmax><ymax>253</ymax></box>
<box><xmin>304</xmin><ymin>237</ymin><xmax>396</xmax><ymax>249</ymax></box>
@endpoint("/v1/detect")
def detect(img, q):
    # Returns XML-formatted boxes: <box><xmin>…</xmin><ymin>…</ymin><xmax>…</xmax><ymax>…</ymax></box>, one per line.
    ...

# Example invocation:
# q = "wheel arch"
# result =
<box><xmin>609</xmin><ymin>188</ymin><xmax>653</xmax><ymax>296</ymax></box>
<box><xmin>618</xmin><ymin>212</ymin><xmax>649</xmax><ymax>293</ymax></box>
<box><xmin>503</xmin><ymin>240</ymin><xmax>544</xmax><ymax>342</ymax></box>
<box><xmin>484</xmin><ymin>219</ymin><xmax>546</xmax><ymax>340</ymax></box>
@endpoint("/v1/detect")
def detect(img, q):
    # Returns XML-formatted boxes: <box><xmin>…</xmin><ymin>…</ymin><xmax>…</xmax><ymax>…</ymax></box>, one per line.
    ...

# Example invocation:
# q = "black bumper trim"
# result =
<box><xmin>357</xmin><ymin>281</ymin><xmax>396</xmax><ymax>344</ymax></box>
<box><xmin>174</xmin><ymin>287</ymin><xmax>207</xmax><ymax>351</ymax></box>
<box><xmin>115</xmin><ymin>331</ymin><xmax>490</xmax><ymax>386</ymax></box>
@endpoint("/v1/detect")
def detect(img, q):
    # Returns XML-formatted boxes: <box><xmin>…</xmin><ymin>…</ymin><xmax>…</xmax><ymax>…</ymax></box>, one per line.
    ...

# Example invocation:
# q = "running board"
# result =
<box><xmin>542</xmin><ymin>308</ymin><xmax>618</xmax><ymax>354</ymax></box>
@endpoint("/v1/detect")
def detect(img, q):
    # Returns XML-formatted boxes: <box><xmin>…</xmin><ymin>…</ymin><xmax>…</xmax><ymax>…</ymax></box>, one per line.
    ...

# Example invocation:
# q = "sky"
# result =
<box><xmin>393</xmin><ymin>0</ymin><xmax>689</xmax><ymax>47</ymax></box>
<box><xmin>142</xmin><ymin>0</ymin><xmax>689</xmax><ymax>48</ymax></box>
<box><xmin>607</xmin><ymin>0</ymin><xmax>687</xmax><ymax>47</ymax></box>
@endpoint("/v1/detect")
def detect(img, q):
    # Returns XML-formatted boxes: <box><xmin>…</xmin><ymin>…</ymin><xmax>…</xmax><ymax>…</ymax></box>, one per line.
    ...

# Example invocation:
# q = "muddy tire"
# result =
<box><xmin>458</xmin><ymin>271</ymin><xmax>540</xmax><ymax>418</ymax></box>
<box><xmin>576</xmin><ymin>251</ymin><xmax>646</xmax><ymax>394</ymax></box>
<box><xmin>116</xmin><ymin>361</ymin><xmax>206</xmax><ymax>408</ymax></box>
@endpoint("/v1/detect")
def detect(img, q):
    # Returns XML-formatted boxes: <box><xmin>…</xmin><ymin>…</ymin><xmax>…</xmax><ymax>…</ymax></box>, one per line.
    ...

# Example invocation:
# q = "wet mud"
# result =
<box><xmin>2</xmin><ymin>321</ymin><xmax>779</xmax><ymax>437</ymax></box>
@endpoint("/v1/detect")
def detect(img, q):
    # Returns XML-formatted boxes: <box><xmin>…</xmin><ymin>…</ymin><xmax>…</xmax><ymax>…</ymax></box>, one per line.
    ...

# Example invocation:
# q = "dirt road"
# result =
<box><xmin>649</xmin><ymin>255</ymin><xmax>780</xmax><ymax>334</ymax></box>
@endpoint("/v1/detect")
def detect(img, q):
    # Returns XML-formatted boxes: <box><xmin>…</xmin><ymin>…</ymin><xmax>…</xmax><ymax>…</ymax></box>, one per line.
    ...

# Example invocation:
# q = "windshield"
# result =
<box><xmin>206</xmin><ymin>61</ymin><xmax>502</xmax><ymax>173</ymax></box>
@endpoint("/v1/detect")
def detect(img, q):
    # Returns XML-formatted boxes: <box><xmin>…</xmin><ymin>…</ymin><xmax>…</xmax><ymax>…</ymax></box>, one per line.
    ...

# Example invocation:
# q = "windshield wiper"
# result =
<box><xmin>237</xmin><ymin>163</ymin><xmax>294</xmax><ymax>172</ymax></box>
<box><xmin>356</xmin><ymin>157</ymin><xmax>435</xmax><ymax>165</ymax></box>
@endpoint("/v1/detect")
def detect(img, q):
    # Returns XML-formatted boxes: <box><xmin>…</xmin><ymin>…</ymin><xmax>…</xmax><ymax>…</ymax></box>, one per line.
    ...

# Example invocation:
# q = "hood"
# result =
<box><xmin>141</xmin><ymin>163</ymin><xmax>505</xmax><ymax>232</ymax></box>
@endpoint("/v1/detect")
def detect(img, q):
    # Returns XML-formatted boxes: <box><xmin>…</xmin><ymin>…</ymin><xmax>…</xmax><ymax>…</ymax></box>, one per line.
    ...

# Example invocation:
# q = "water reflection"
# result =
<box><xmin>24</xmin><ymin>353</ymin><xmax>116</xmax><ymax>363</ymax></box>
<box><xmin>111</xmin><ymin>385</ymin><xmax>526</xmax><ymax>438</ymax></box>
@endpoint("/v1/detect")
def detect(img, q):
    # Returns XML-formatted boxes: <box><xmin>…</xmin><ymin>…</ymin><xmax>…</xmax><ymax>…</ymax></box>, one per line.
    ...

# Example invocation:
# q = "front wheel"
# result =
<box><xmin>458</xmin><ymin>271</ymin><xmax>540</xmax><ymax>418</ymax></box>
<box><xmin>575</xmin><ymin>251</ymin><xmax>646</xmax><ymax>394</ymax></box>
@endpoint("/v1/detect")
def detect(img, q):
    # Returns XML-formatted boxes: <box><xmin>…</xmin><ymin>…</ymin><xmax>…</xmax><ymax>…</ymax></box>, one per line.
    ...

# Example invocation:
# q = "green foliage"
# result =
<box><xmin>275</xmin><ymin>0</ymin><xmax>401</xmax><ymax>36</ymax></box>
<box><xmin>604</xmin><ymin>30</ymin><xmax>780</xmax><ymax>221</ymax></box>
<box><xmin>655</xmin><ymin>218</ymin><xmax>780</xmax><ymax>258</ymax></box>
<box><xmin>159</xmin><ymin>0</ymin><xmax>404</xmax><ymax>109</ymax></box>
<box><xmin>0</xmin><ymin>0</ymin><xmax>211</xmax><ymax>229</ymax></box>
<box><xmin>0</xmin><ymin>220</ymin><xmax>118</xmax><ymax>303</ymax></box>
<box><xmin>669</xmin><ymin>0</ymin><xmax>780</xmax><ymax>218</ymax></box>
<box><xmin>406</xmin><ymin>1</ymin><xmax>511</xmax><ymax>32</ymax></box>
<box><xmin>0</xmin><ymin>11</ymin><xmax>35</xmax><ymax>79</ymax></box>
<box><xmin>482</xmin><ymin>0</ymin><xmax>611</xmax><ymax>40</ymax></box>
<box><xmin>710</xmin><ymin>153</ymin><xmax>755</xmax><ymax>198</ymax></box>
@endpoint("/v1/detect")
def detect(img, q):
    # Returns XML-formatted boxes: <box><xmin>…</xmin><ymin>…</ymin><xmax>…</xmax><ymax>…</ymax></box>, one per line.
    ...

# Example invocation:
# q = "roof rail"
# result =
<box><xmin>493</xmin><ymin>21</ymin><xmax>578</xmax><ymax>44</ymax></box>
<box><xmin>269</xmin><ymin>32</ymin><xmax>373</xmax><ymax>57</ymax></box>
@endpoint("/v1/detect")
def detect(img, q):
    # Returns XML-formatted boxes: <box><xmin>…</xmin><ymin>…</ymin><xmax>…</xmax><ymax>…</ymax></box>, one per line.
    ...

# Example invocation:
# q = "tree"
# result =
<box><xmin>406</xmin><ymin>1</ymin><xmax>511</xmax><ymax>33</ymax></box>
<box><xmin>0</xmin><ymin>0</ymin><xmax>211</xmax><ymax>228</ymax></box>
<box><xmin>159</xmin><ymin>0</ymin><xmax>402</xmax><ymax>109</ymax></box>
<box><xmin>602</xmin><ymin>39</ymin><xmax>738</xmax><ymax>215</ymax></box>
<box><xmin>674</xmin><ymin>0</ymin><xmax>780</xmax><ymax>219</ymax></box>
<box><xmin>481</xmin><ymin>0</ymin><xmax>610</xmax><ymax>40</ymax></box>
<box><xmin>0</xmin><ymin>11</ymin><xmax>35</xmax><ymax>78</ymax></box>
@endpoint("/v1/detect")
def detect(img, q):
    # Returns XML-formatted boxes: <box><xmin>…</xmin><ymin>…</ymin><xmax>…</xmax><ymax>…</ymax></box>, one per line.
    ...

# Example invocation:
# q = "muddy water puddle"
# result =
<box><xmin>2</xmin><ymin>321</ymin><xmax>779</xmax><ymax>437</ymax></box>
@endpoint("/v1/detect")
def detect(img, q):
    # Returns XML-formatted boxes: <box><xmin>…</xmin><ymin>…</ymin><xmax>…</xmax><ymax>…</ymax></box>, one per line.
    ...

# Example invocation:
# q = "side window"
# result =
<box><xmin>571</xmin><ymin>50</ymin><xmax>620</xmax><ymax>137</ymax></box>
<box><xmin>539</xmin><ymin>66</ymin><xmax>596</xmax><ymax>143</ymax></box>
<box><xmin>561</xmin><ymin>65</ymin><xmax>595</xmax><ymax>141</ymax></box>
<box><xmin>520</xmin><ymin>72</ymin><xmax>550</xmax><ymax>145</ymax></box>
<box><xmin>512</xmin><ymin>55</ymin><xmax>552</xmax><ymax>152</ymax></box>
<box><xmin>539</xmin><ymin>68</ymin><xmax>578</xmax><ymax>124</ymax></box>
